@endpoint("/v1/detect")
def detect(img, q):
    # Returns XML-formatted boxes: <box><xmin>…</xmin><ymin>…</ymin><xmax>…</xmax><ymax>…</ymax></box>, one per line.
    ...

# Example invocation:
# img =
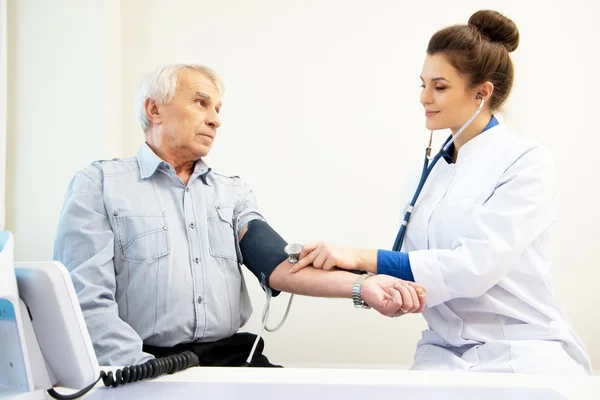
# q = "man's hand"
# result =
<box><xmin>361</xmin><ymin>275</ymin><xmax>426</xmax><ymax>317</ymax></box>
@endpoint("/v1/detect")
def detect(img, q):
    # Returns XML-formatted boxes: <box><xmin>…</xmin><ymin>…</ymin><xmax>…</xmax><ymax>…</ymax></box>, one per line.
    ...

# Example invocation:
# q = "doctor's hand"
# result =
<box><xmin>361</xmin><ymin>275</ymin><xmax>426</xmax><ymax>317</ymax></box>
<box><xmin>289</xmin><ymin>241</ymin><xmax>366</xmax><ymax>273</ymax></box>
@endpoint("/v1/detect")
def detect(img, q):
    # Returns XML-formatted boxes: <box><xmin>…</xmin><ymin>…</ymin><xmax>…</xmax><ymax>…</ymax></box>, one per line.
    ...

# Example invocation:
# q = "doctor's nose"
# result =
<box><xmin>420</xmin><ymin>90</ymin><xmax>433</xmax><ymax>107</ymax></box>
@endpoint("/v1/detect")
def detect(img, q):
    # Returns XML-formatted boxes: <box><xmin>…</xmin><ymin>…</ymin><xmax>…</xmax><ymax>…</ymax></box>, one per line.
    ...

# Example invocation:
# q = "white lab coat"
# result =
<box><xmin>401</xmin><ymin>122</ymin><xmax>591</xmax><ymax>374</ymax></box>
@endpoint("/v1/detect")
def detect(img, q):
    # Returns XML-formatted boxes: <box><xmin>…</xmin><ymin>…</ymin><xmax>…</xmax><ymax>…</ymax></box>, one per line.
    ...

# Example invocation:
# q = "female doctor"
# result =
<box><xmin>290</xmin><ymin>10</ymin><xmax>592</xmax><ymax>375</ymax></box>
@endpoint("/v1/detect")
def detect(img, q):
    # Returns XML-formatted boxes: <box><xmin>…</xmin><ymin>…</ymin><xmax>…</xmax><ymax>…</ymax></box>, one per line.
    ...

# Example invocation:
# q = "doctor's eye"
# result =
<box><xmin>195</xmin><ymin>99</ymin><xmax>207</xmax><ymax>107</ymax></box>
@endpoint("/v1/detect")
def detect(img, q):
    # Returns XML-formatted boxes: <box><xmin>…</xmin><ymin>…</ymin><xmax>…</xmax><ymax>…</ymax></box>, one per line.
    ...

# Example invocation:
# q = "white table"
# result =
<box><xmin>46</xmin><ymin>366</ymin><xmax>600</xmax><ymax>400</ymax></box>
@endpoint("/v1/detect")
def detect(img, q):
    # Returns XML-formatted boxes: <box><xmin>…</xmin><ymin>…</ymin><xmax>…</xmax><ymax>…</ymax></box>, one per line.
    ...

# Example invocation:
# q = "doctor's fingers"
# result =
<box><xmin>406</xmin><ymin>281</ymin><xmax>426</xmax><ymax>296</ymax></box>
<box><xmin>394</xmin><ymin>283</ymin><xmax>415</xmax><ymax>312</ymax></box>
<box><xmin>312</xmin><ymin>251</ymin><xmax>329</xmax><ymax>269</ymax></box>
<box><xmin>394</xmin><ymin>282</ymin><xmax>421</xmax><ymax>313</ymax></box>
<box><xmin>405</xmin><ymin>282</ymin><xmax>426</xmax><ymax>311</ymax></box>
<box><xmin>385</xmin><ymin>286</ymin><xmax>405</xmax><ymax>316</ymax></box>
<box><xmin>322</xmin><ymin>257</ymin><xmax>339</xmax><ymax>271</ymax></box>
<box><xmin>290</xmin><ymin>247</ymin><xmax>320</xmax><ymax>272</ymax></box>
<box><xmin>389</xmin><ymin>288</ymin><xmax>414</xmax><ymax>317</ymax></box>
<box><xmin>406</xmin><ymin>284</ymin><xmax>421</xmax><ymax>313</ymax></box>
<box><xmin>299</xmin><ymin>242</ymin><xmax>320</xmax><ymax>259</ymax></box>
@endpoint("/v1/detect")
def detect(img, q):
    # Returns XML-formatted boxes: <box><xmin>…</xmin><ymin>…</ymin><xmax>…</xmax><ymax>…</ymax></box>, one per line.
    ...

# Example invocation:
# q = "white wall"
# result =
<box><xmin>0</xmin><ymin>0</ymin><xmax>7</xmax><ymax>230</ymax></box>
<box><xmin>7</xmin><ymin>0</ymin><xmax>600</xmax><ymax>370</ymax></box>
<box><xmin>119</xmin><ymin>0</ymin><xmax>600</xmax><ymax>368</ymax></box>
<box><xmin>6</xmin><ymin>0</ymin><xmax>122</xmax><ymax>260</ymax></box>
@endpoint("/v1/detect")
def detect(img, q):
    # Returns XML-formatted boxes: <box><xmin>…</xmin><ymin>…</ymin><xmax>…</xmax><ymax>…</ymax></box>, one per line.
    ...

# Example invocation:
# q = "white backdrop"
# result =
<box><xmin>7</xmin><ymin>0</ymin><xmax>600</xmax><ymax>370</ymax></box>
<box><xmin>0</xmin><ymin>0</ymin><xmax>7</xmax><ymax>230</ymax></box>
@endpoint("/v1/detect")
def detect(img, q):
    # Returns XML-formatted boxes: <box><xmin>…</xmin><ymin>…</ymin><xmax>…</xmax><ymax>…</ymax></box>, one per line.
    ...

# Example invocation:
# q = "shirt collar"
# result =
<box><xmin>442</xmin><ymin>115</ymin><xmax>499</xmax><ymax>163</ymax></box>
<box><xmin>136</xmin><ymin>142</ymin><xmax>164</xmax><ymax>179</ymax></box>
<box><xmin>136</xmin><ymin>142</ymin><xmax>212</xmax><ymax>180</ymax></box>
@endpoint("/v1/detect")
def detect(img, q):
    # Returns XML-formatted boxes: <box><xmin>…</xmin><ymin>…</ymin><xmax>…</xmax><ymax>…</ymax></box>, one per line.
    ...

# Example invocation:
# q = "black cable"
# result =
<box><xmin>47</xmin><ymin>377</ymin><xmax>100</xmax><ymax>400</ymax></box>
<box><xmin>47</xmin><ymin>351</ymin><xmax>200</xmax><ymax>399</ymax></box>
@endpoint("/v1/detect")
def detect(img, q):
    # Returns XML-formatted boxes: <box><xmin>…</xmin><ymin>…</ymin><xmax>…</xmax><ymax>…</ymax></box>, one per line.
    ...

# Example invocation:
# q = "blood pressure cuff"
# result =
<box><xmin>239</xmin><ymin>219</ymin><xmax>287</xmax><ymax>297</ymax></box>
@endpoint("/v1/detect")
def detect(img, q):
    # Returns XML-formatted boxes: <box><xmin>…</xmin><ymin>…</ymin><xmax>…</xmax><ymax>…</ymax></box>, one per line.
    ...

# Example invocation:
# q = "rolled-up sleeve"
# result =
<box><xmin>53</xmin><ymin>165</ymin><xmax>153</xmax><ymax>366</ymax></box>
<box><xmin>410</xmin><ymin>146</ymin><xmax>555</xmax><ymax>307</ymax></box>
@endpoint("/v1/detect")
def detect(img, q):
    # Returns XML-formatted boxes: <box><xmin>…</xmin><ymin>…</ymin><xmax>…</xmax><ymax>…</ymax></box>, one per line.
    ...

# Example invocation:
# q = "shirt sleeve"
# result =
<box><xmin>53</xmin><ymin>165</ymin><xmax>154</xmax><ymax>366</ymax></box>
<box><xmin>231</xmin><ymin>179</ymin><xmax>267</xmax><ymax>262</ymax></box>
<box><xmin>409</xmin><ymin>145</ymin><xmax>555</xmax><ymax>307</ymax></box>
<box><xmin>377</xmin><ymin>250</ymin><xmax>414</xmax><ymax>281</ymax></box>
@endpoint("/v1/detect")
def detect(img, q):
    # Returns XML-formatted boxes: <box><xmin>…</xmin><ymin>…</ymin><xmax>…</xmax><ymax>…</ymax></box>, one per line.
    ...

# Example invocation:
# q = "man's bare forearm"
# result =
<box><xmin>239</xmin><ymin>226</ymin><xmax>357</xmax><ymax>298</ymax></box>
<box><xmin>268</xmin><ymin>260</ymin><xmax>357</xmax><ymax>298</ymax></box>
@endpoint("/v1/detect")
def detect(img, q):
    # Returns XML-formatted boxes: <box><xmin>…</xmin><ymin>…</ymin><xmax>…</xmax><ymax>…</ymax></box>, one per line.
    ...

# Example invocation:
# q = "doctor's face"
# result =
<box><xmin>420</xmin><ymin>53</ymin><xmax>481</xmax><ymax>133</ymax></box>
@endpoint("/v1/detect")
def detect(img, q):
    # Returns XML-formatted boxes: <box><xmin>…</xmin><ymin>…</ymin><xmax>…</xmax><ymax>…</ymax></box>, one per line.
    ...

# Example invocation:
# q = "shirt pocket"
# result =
<box><xmin>207</xmin><ymin>205</ymin><xmax>238</xmax><ymax>261</ymax></box>
<box><xmin>113</xmin><ymin>210</ymin><xmax>170</xmax><ymax>263</ymax></box>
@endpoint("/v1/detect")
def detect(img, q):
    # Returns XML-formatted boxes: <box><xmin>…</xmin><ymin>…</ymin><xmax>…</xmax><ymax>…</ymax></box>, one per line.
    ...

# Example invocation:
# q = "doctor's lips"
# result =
<box><xmin>425</xmin><ymin>110</ymin><xmax>440</xmax><ymax>117</ymax></box>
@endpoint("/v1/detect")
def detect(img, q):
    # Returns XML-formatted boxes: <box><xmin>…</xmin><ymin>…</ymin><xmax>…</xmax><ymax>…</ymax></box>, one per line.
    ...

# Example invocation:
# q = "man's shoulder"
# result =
<box><xmin>208</xmin><ymin>169</ymin><xmax>247</xmax><ymax>188</ymax></box>
<box><xmin>68</xmin><ymin>156</ymin><xmax>139</xmax><ymax>190</ymax></box>
<box><xmin>89</xmin><ymin>156</ymin><xmax>139</xmax><ymax>175</ymax></box>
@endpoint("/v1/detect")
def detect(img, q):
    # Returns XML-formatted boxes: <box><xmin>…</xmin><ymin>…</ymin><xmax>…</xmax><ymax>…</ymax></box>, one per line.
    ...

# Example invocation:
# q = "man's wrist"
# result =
<box><xmin>352</xmin><ymin>273</ymin><xmax>373</xmax><ymax>309</ymax></box>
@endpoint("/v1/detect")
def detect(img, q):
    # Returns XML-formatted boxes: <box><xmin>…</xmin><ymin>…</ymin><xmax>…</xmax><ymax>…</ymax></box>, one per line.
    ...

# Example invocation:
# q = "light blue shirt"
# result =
<box><xmin>54</xmin><ymin>143</ymin><xmax>264</xmax><ymax>366</ymax></box>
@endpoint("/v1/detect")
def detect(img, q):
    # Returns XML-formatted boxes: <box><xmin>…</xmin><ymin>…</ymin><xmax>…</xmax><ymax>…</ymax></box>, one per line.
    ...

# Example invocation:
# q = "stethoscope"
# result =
<box><xmin>391</xmin><ymin>94</ymin><xmax>486</xmax><ymax>252</ymax></box>
<box><xmin>246</xmin><ymin>95</ymin><xmax>488</xmax><ymax>365</ymax></box>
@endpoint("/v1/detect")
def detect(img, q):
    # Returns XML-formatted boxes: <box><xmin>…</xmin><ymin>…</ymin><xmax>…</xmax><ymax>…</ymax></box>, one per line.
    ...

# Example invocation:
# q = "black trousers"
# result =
<box><xmin>143</xmin><ymin>333</ymin><xmax>282</xmax><ymax>368</ymax></box>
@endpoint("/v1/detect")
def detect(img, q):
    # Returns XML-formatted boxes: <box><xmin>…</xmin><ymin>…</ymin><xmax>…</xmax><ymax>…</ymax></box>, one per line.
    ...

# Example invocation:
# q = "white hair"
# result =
<box><xmin>135</xmin><ymin>64</ymin><xmax>225</xmax><ymax>133</ymax></box>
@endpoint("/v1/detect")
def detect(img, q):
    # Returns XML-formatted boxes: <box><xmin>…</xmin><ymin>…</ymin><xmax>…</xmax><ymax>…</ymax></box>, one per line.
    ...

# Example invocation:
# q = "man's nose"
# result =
<box><xmin>206</xmin><ymin>109</ymin><xmax>221</xmax><ymax>128</ymax></box>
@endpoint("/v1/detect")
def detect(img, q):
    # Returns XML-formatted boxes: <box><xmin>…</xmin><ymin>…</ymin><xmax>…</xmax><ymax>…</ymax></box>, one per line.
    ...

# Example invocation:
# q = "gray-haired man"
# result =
<box><xmin>54</xmin><ymin>64</ymin><xmax>426</xmax><ymax>367</ymax></box>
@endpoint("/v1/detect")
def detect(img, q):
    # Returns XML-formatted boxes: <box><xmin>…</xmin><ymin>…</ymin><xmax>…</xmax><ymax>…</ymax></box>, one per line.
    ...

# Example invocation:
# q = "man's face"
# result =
<box><xmin>157</xmin><ymin>69</ymin><xmax>222</xmax><ymax>160</ymax></box>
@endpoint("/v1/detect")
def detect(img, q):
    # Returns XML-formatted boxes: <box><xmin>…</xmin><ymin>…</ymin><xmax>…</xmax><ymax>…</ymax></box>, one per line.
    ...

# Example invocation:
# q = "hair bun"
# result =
<box><xmin>468</xmin><ymin>10</ymin><xmax>519</xmax><ymax>52</ymax></box>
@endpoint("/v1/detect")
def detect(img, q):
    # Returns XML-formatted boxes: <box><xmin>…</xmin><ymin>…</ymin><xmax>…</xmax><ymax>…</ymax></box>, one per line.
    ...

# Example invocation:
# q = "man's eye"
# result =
<box><xmin>196</xmin><ymin>100</ymin><xmax>206</xmax><ymax>106</ymax></box>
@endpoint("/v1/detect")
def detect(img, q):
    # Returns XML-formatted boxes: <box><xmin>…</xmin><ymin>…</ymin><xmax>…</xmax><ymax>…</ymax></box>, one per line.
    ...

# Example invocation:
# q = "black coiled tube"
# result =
<box><xmin>100</xmin><ymin>351</ymin><xmax>200</xmax><ymax>387</ymax></box>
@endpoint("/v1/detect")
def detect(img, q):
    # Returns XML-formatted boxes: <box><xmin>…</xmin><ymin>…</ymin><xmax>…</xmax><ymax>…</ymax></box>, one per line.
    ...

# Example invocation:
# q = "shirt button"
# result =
<box><xmin>197</xmin><ymin>296</ymin><xmax>203</xmax><ymax>304</ymax></box>
<box><xmin>189</xmin><ymin>222</ymin><xmax>195</xmax><ymax>229</ymax></box>
<box><xmin>186</xmin><ymin>187</ymin><xmax>190</xmax><ymax>192</ymax></box>
<box><xmin>194</xmin><ymin>257</ymin><xmax>199</xmax><ymax>263</ymax></box>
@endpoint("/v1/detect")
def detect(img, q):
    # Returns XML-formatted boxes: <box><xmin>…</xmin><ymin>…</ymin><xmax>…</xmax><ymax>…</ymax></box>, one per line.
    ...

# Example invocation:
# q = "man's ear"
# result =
<box><xmin>145</xmin><ymin>97</ymin><xmax>162</xmax><ymax>126</ymax></box>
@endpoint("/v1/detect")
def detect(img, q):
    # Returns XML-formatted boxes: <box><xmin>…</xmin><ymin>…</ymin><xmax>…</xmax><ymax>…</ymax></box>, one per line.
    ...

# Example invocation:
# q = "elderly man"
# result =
<box><xmin>54</xmin><ymin>64</ymin><xmax>425</xmax><ymax>367</ymax></box>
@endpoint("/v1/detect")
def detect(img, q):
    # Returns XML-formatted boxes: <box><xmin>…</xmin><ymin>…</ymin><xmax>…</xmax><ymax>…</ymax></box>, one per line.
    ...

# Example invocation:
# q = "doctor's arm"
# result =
<box><xmin>54</xmin><ymin>166</ymin><xmax>154</xmax><ymax>366</ymax></box>
<box><xmin>292</xmin><ymin>145</ymin><xmax>554</xmax><ymax>308</ymax></box>
<box><xmin>405</xmin><ymin>145</ymin><xmax>555</xmax><ymax>306</ymax></box>
<box><xmin>232</xmin><ymin>182</ymin><xmax>425</xmax><ymax>316</ymax></box>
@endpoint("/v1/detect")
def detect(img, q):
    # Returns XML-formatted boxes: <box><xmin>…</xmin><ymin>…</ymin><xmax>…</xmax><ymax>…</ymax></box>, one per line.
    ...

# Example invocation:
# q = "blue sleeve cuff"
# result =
<box><xmin>377</xmin><ymin>249</ymin><xmax>414</xmax><ymax>282</ymax></box>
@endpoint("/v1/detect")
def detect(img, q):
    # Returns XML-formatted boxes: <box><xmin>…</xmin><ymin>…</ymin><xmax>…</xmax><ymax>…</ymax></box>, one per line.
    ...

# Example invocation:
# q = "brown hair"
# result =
<box><xmin>427</xmin><ymin>10</ymin><xmax>520</xmax><ymax>111</ymax></box>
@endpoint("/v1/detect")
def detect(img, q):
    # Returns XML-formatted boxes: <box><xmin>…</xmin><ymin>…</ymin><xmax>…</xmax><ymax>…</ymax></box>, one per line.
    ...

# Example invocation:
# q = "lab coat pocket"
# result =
<box><xmin>208</xmin><ymin>205</ymin><xmax>238</xmax><ymax>261</ymax></box>
<box><xmin>113</xmin><ymin>210</ymin><xmax>170</xmax><ymax>263</ymax></box>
